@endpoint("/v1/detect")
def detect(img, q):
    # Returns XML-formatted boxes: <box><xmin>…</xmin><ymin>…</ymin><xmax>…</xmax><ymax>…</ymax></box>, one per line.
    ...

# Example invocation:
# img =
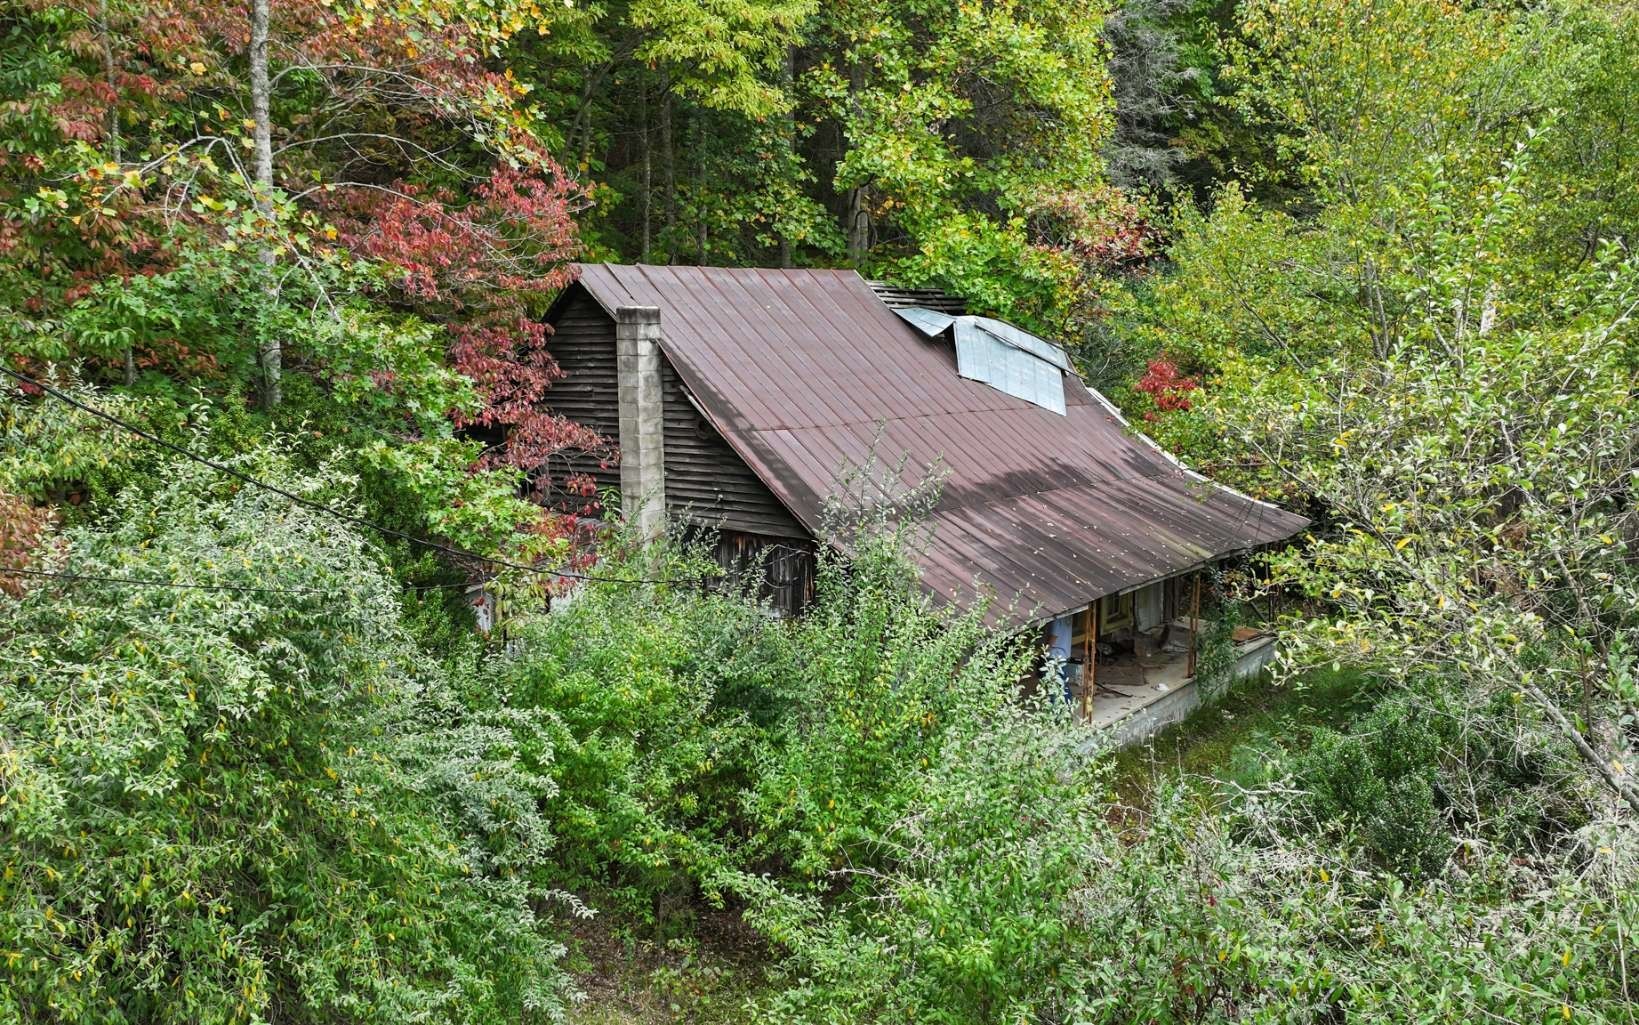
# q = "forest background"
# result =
<box><xmin>2</xmin><ymin>0</ymin><xmax>1638</xmax><ymax>1022</ymax></box>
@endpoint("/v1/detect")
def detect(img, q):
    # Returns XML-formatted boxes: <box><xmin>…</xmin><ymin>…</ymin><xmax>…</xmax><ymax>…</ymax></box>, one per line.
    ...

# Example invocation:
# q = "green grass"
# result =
<box><xmin>1110</xmin><ymin>667</ymin><xmax>1376</xmax><ymax>805</ymax></box>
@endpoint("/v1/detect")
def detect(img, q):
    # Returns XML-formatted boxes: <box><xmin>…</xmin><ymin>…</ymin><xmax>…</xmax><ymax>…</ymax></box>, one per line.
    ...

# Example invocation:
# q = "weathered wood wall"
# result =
<box><xmin>658</xmin><ymin>360</ymin><xmax>808</xmax><ymax>537</ymax></box>
<box><xmin>707</xmin><ymin>530</ymin><xmax>818</xmax><ymax>618</ymax></box>
<box><xmin>542</xmin><ymin>283</ymin><xmax>810</xmax><ymax>539</ymax></box>
<box><xmin>538</xmin><ymin>289</ymin><xmax>622</xmax><ymax>500</ymax></box>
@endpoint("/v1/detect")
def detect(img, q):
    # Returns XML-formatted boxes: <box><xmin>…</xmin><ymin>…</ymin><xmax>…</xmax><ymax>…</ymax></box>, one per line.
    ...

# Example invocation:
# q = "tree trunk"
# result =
<box><xmin>845</xmin><ymin>187</ymin><xmax>869</xmax><ymax>263</ymax></box>
<box><xmin>249</xmin><ymin>0</ymin><xmax>281</xmax><ymax>409</ymax></box>
<box><xmin>660</xmin><ymin>67</ymin><xmax>675</xmax><ymax>263</ymax></box>
<box><xmin>844</xmin><ymin>58</ymin><xmax>870</xmax><ymax>263</ymax></box>
<box><xmin>639</xmin><ymin>76</ymin><xmax>652</xmax><ymax>257</ymax></box>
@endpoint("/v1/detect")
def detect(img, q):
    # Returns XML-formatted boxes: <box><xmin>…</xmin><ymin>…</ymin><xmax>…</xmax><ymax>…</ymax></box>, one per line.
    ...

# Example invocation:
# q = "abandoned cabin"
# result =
<box><xmin>537</xmin><ymin>263</ymin><xmax>1309</xmax><ymax>739</ymax></box>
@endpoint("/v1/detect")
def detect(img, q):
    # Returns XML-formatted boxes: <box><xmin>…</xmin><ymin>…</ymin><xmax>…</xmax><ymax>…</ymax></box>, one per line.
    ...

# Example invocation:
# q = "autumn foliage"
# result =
<box><xmin>0</xmin><ymin>492</ymin><xmax>54</xmax><ymax>598</ymax></box>
<box><xmin>3</xmin><ymin>0</ymin><xmax>607</xmax><ymax>536</ymax></box>
<box><xmin>336</xmin><ymin>163</ymin><xmax>612</xmax><ymax>505</ymax></box>
<box><xmin>1135</xmin><ymin>355</ymin><xmax>1199</xmax><ymax>416</ymax></box>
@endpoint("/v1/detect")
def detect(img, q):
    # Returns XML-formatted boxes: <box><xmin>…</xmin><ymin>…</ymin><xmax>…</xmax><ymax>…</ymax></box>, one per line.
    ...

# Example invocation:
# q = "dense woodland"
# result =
<box><xmin>2</xmin><ymin>0</ymin><xmax>1638</xmax><ymax>1021</ymax></box>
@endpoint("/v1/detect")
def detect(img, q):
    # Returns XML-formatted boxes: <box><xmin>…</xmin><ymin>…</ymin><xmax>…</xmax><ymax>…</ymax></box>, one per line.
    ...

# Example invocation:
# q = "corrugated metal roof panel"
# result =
<box><xmin>893</xmin><ymin>306</ymin><xmax>954</xmax><ymax>337</ymax></box>
<box><xmin>964</xmin><ymin>316</ymin><xmax>1072</xmax><ymax>372</ymax></box>
<box><xmin>892</xmin><ymin>307</ymin><xmax>1071</xmax><ymax>414</ymax></box>
<box><xmin>952</xmin><ymin>326</ymin><xmax>1067</xmax><ymax>415</ymax></box>
<box><xmin>564</xmin><ymin>263</ymin><xmax>1309</xmax><ymax>628</ymax></box>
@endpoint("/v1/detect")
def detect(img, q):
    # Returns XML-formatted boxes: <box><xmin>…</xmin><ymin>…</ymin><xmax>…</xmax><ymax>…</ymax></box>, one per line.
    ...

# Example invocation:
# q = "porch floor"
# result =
<box><xmin>1077</xmin><ymin>621</ymin><xmax>1277</xmax><ymax>748</ymax></box>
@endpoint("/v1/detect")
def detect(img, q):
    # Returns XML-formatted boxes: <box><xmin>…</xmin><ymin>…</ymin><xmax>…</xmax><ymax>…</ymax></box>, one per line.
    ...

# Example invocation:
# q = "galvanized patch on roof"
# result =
<box><xmin>953</xmin><ymin>327</ymin><xmax>1066</xmax><ymax>414</ymax></box>
<box><xmin>893</xmin><ymin>306</ymin><xmax>956</xmax><ymax>337</ymax></box>
<box><xmin>893</xmin><ymin>307</ymin><xmax>1069</xmax><ymax>415</ymax></box>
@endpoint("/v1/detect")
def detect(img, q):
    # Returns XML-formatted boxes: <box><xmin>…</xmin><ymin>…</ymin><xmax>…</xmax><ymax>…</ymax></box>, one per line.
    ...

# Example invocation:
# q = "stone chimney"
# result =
<box><xmin>615</xmin><ymin>305</ymin><xmax>666</xmax><ymax>540</ymax></box>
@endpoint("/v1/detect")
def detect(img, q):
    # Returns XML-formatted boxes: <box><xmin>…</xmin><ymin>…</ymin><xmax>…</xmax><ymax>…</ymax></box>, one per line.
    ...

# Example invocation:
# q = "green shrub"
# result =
<box><xmin>0</xmin><ymin>385</ymin><xmax>154</xmax><ymax>515</ymax></box>
<box><xmin>1281</xmin><ymin>687</ymin><xmax>1598</xmax><ymax>880</ymax></box>
<box><xmin>0</xmin><ymin>460</ymin><xmax>570</xmax><ymax>1024</ymax></box>
<box><xmin>489</xmin><ymin>527</ymin><xmax>1037</xmax><ymax>920</ymax></box>
<box><xmin>742</xmin><ymin>538</ymin><xmax>1036</xmax><ymax>883</ymax></box>
<box><xmin>487</xmin><ymin>538</ymin><xmax>782</xmax><ymax>924</ymax></box>
<box><xmin>1193</xmin><ymin>614</ymin><xmax>1240</xmax><ymax>705</ymax></box>
<box><xmin>741</xmin><ymin>702</ymin><xmax>1106</xmax><ymax>1024</ymax></box>
<box><xmin>1288</xmin><ymin>697</ymin><xmax>1452</xmax><ymax>879</ymax></box>
<box><xmin>740</xmin><ymin>731</ymin><xmax>1639</xmax><ymax>1025</ymax></box>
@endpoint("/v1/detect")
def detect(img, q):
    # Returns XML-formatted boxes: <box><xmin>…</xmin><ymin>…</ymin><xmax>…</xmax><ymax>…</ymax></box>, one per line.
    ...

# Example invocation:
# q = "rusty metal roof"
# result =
<box><xmin>869</xmin><ymin>280</ymin><xmax>967</xmax><ymax>315</ymax></box>
<box><xmin>566</xmin><ymin>263</ymin><xmax>1309</xmax><ymax>627</ymax></box>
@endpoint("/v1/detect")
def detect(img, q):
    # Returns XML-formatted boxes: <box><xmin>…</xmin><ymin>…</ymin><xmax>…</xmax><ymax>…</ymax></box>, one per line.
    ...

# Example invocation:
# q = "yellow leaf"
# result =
<box><xmin>190</xmin><ymin>61</ymin><xmax>207</xmax><ymax>76</ymax></box>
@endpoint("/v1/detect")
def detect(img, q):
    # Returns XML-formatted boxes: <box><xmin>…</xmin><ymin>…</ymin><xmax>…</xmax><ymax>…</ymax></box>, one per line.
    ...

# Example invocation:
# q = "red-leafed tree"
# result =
<box><xmin>337</xmin><ymin>159</ymin><xmax>615</xmax><ymax>507</ymax></box>
<box><xmin>3</xmin><ymin>0</ymin><xmax>608</xmax><ymax>550</ymax></box>
<box><xmin>0</xmin><ymin>492</ymin><xmax>55</xmax><ymax>598</ymax></box>
<box><xmin>1135</xmin><ymin>355</ymin><xmax>1200</xmax><ymax>418</ymax></box>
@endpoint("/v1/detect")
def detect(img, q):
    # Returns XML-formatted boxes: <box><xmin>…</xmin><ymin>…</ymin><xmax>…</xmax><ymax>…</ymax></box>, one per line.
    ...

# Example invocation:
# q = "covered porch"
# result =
<box><xmin>1078</xmin><ymin>620</ymin><xmax>1277</xmax><ymax>747</ymax></box>
<box><xmin>1047</xmin><ymin>573</ymin><xmax>1280</xmax><ymax>748</ymax></box>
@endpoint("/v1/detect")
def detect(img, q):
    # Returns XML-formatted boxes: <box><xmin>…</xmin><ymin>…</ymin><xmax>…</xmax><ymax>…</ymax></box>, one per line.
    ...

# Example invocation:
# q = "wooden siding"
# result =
<box><xmin>659</xmin><ymin>359</ymin><xmax>808</xmax><ymax>537</ymax></box>
<box><xmin>708</xmin><ymin>530</ymin><xmax>817</xmax><ymax>617</ymax></box>
<box><xmin>540</xmin><ymin>286</ymin><xmax>808</xmax><ymax>539</ymax></box>
<box><xmin>539</xmin><ymin>290</ymin><xmax>621</xmax><ymax>501</ymax></box>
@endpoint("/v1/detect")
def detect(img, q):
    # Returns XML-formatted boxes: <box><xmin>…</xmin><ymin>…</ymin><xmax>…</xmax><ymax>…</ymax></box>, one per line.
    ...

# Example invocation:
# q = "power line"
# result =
<box><xmin>1</xmin><ymin>366</ymin><xmax>691</xmax><ymax>587</ymax></box>
<box><xmin>2</xmin><ymin>566</ymin><xmax>337</xmax><ymax>596</ymax></box>
<box><xmin>1</xmin><ymin>566</ymin><xmax>480</xmax><ymax>596</ymax></box>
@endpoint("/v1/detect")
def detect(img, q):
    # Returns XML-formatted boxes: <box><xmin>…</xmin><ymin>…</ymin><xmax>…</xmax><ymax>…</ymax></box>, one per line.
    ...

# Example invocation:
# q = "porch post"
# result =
<box><xmin>1187</xmin><ymin>572</ymin><xmax>1202</xmax><ymax>678</ymax></box>
<box><xmin>1081</xmin><ymin>602</ymin><xmax>1098</xmax><ymax>723</ymax></box>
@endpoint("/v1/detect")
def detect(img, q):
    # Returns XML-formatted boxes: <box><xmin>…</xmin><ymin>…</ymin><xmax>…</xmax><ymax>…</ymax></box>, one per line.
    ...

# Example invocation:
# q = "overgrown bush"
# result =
<box><xmin>1287</xmin><ymin>696</ymin><xmax>1451</xmax><ymax>879</ymax></box>
<box><xmin>741</xmin><ymin>702</ymin><xmax>1106</xmax><ymax>1023</ymax></box>
<box><xmin>1193</xmin><ymin>614</ymin><xmax>1240</xmax><ymax>705</ymax></box>
<box><xmin>0</xmin><ymin>383</ymin><xmax>153</xmax><ymax>515</ymax></box>
<box><xmin>488</xmin><ymin>525</ymin><xmax>1038</xmax><ymax>920</ymax></box>
<box><xmin>0</xmin><ymin>461</ymin><xmax>571</xmax><ymax>1024</ymax></box>
<box><xmin>739</xmin><ymin>720</ymin><xmax>1639</xmax><ymax>1024</ymax></box>
<box><xmin>742</xmin><ymin>538</ymin><xmax>1037</xmax><ymax>882</ymax></box>
<box><xmin>485</xmin><ymin>538</ymin><xmax>782</xmax><ymax>925</ymax></box>
<box><xmin>1274</xmin><ymin>688</ymin><xmax>1598</xmax><ymax>881</ymax></box>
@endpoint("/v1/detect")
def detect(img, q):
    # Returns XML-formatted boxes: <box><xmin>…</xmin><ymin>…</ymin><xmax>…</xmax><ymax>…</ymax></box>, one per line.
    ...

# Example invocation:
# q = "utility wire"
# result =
<box><xmin>3</xmin><ymin>566</ymin><xmax>327</xmax><ymax>596</ymax></box>
<box><xmin>1</xmin><ymin>366</ymin><xmax>691</xmax><ymax>587</ymax></box>
<box><xmin>0</xmin><ymin>566</ymin><xmax>475</xmax><ymax>596</ymax></box>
